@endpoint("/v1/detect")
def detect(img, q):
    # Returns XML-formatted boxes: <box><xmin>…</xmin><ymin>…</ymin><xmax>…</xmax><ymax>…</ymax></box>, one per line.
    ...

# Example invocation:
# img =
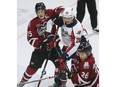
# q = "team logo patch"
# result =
<box><xmin>76</xmin><ymin>30</ymin><xmax>81</xmax><ymax>35</ymax></box>
<box><xmin>83</xmin><ymin>62</ymin><xmax>89</xmax><ymax>69</ymax></box>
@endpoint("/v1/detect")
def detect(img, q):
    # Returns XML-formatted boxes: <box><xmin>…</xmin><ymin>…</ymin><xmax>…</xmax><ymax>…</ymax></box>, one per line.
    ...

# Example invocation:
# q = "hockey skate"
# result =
<box><xmin>17</xmin><ymin>81</ymin><xmax>25</xmax><ymax>87</ymax></box>
<box><xmin>48</xmin><ymin>72</ymin><xmax>67</xmax><ymax>87</ymax></box>
<box><xmin>93</xmin><ymin>28</ymin><xmax>99</xmax><ymax>33</ymax></box>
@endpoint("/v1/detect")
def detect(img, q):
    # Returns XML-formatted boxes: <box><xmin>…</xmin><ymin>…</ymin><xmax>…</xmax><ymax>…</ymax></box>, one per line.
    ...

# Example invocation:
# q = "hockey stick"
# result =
<box><xmin>37</xmin><ymin>26</ymin><xmax>59</xmax><ymax>87</ymax></box>
<box><xmin>20</xmin><ymin>76</ymin><xmax>55</xmax><ymax>85</ymax></box>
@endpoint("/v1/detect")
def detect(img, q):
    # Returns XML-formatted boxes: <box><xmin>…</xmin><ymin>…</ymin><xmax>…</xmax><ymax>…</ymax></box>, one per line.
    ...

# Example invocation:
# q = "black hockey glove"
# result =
<box><xmin>46</xmin><ymin>33</ymin><xmax>60</xmax><ymax>49</ymax></box>
<box><xmin>61</xmin><ymin>52</ymin><xmax>70</xmax><ymax>61</ymax></box>
<box><xmin>54</xmin><ymin>77</ymin><xmax>62</xmax><ymax>87</ymax></box>
<box><xmin>80</xmin><ymin>35</ymin><xmax>87</xmax><ymax>43</ymax></box>
<box><xmin>54</xmin><ymin>71</ymin><xmax>67</xmax><ymax>86</ymax></box>
<box><xmin>46</xmin><ymin>34</ymin><xmax>55</xmax><ymax>49</ymax></box>
<box><xmin>53</xmin><ymin>15</ymin><xmax>64</xmax><ymax>27</ymax></box>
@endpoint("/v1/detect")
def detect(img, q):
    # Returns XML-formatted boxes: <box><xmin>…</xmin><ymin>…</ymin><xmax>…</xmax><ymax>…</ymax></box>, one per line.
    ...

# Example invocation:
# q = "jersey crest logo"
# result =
<box><xmin>61</xmin><ymin>28</ymin><xmax>68</xmax><ymax>36</ymax></box>
<box><xmin>76</xmin><ymin>30</ymin><xmax>81</xmax><ymax>35</ymax></box>
<box><xmin>83</xmin><ymin>62</ymin><xmax>89</xmax><ymax>69</ymax></box>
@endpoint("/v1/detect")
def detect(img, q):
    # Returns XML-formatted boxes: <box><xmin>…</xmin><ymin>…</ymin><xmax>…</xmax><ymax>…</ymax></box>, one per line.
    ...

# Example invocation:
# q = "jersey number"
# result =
<box><xmin>81</xmin><ymin>72</ymin><xmax>89</xmax><ymax>79</ymax></box>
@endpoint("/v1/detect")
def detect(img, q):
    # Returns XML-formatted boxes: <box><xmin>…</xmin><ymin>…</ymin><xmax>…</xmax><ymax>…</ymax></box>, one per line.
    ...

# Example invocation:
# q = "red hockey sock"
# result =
<box><xmin>21</xmin><ymin>66</ymin><xmax>38</xmax><ymax>82</ymax></box>
<box><xmin>54</xmin><ymin>68</ymin><xmax>59</xmax><ymax>77</ymax></box>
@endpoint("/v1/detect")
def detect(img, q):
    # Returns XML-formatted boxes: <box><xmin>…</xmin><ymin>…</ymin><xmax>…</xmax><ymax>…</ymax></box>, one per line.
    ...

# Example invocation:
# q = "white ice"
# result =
<box><xmin>17</xmin><ymin>0</ymin><xmax>99</xmax><ymax>87</ymax></box>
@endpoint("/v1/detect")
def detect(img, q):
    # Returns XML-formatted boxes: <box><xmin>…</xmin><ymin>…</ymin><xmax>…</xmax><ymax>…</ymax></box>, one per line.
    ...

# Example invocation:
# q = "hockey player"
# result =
<box><xmin>50</xmin><ymin>7</ymin><xmax>89</xmax><ymax>87</ymax></box>
<box><xmin>69</xmin><ymin>36</ymin><xmax>99</xmax><ymax>87</ymax></box>
<box><xmin>17</xmin><ymin>2</ymin><xmax>67</xmax><ymax>87</ymax></box>
<box><xmin>54</xmin><ymin>7</ymin><xmax>89</xmax><ymax>61</ymax></box>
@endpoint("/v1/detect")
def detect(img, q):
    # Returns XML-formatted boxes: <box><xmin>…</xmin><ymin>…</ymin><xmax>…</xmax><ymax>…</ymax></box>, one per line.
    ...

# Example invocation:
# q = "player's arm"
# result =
<box><xmin>82</xmin><ymin>28</ymin><xmax>89</xmax><ymax>42</ymax></box>
<box><xmin>53</xmin><ymin>6</ymin><xmax>64</xmax><ymax>15</ymax></box>
<box><xmin>52</xmin><ymin>6</ymin><xmax>64</xmax><ymax>27</ymax></box>
<box><xmin>71</xmin><ymin>59</ymin><xmax>95</xmax><ymax>86</ymax></box>
<box><xmin>65</xmin><ymin>24</ymin><xmax>83</xmax><ymax>57</ymax></box>
<box><xmin>71</xmin><ymin>67</ymin><xmax>90</xmax><ymax>86</ymax></box>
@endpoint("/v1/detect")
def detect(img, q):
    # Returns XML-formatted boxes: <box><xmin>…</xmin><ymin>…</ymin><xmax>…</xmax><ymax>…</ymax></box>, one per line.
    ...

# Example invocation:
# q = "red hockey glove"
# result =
<box><xmin>57</xmin><ymin>58</ymin><xmax>66</xmax><ymax>71</ymax></box>
<box><xmin>49</xmin><ymin>41</ymin><xmax>54</xmax><ymax>49</ymax></box>
<box><xmin>58</xmin><ymin>58</ymin><xmax>64</xmax><ymax>63</ymax></box>
<box><xmin>58</xmin><ymin>63</ymin><xmax>66</xmax><ymax>71</ymax></box>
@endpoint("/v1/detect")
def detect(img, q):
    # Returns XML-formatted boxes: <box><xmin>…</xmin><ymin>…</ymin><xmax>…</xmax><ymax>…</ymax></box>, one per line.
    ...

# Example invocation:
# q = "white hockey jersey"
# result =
<box><xmin>60</xmin><ymin>20</ymin><xmax>88</xmax><ymax>57</ymax></box>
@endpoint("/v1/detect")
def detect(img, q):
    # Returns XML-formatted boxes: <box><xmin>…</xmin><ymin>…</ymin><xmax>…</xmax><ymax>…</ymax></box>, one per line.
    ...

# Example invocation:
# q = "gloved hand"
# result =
<box><xmin>38</xmin><ymin>39</ymin><xmax>47</xmax><ymax>49</ymax></box>
<box><xmin>58</xmin><ymin>62</ymin><xmax>66</xmax><ymax>71</ymax></box>
<box><xmin>54</xmin><ymin>77</ymin><xmax>62</xmax><ymax>87</ymax></box>
<box><xmin>80</xmin><ymin>35</ymin><xmax>87</xmax><ymax>43</ymax></box>
<box><xmin>47</xmin><ymin>34</ymin><xmax>55</xmax><ymax>49</ymax></box>
<box><xmin>53</xmin><ymin>15</ymin><xmax>64</xmax><ymax>27</ymax></box>
<box><xmin>54</xmin><ymin>71</ymin><xmax>67</xmax><ymax>87</ymax></box>
<box><xmin>58</xmin><ymin>57</ymin><xmax>64</xmax><ymax>63</ymax></box>
<box><xmin>38</xmin><ymin>38</ymin><xmax>54</xmax><ymax>51</ymax></box>
<box><xmin>61</xmin><ymin>52</ymin><xmax>69</xmax><ymax>61</ymax></box>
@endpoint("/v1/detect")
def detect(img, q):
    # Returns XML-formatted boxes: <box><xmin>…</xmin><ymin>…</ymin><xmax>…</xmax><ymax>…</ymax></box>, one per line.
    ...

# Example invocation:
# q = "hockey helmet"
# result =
<box><xmin>35</xmin><ymin>2</ymin><xmax>46</xmax><ymax>13</ymax></box>
<box><xmin>61</xmin><ymin>7</ymin><xmax>74</xmax><ymax>18</ymax></box>
<box><xmin>77</xmin><ymin>36</ymin><xmax>92</xmax><ymax>53</ymax></box>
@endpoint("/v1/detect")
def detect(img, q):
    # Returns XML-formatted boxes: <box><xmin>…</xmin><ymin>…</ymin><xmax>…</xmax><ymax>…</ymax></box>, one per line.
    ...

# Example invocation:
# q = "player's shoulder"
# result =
<box><xmin>73</xmin><ymin>19</ymin><xmax>83</xmax><ymax>29</ymax></box>
<box><xmin>30</xmin><ymin>17</ymin><xmax>38</xmax><ymax>23</ymax></box>
<box><xmin>27</xmin><ymin>17</ymin><xmax>39</xmax><ymax>28</ymax></box>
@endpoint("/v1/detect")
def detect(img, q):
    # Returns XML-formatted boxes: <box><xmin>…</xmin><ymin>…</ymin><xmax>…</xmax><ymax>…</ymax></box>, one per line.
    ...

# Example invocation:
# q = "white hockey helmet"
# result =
<box><xmin>61</xmin><ymin>7</ymin><xmax>74</xmax><ymax>18</ymax></box>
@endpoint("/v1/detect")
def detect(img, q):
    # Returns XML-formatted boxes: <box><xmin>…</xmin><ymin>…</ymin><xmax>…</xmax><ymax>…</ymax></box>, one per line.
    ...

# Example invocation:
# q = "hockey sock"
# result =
<box><xmin>21</xmin><ymin>66</ymin><xmax>38</xmax><ymax>82</ymax></box>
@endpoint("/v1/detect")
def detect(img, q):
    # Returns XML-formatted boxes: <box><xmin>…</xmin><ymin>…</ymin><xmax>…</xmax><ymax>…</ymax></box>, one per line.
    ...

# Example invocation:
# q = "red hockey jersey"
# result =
<box><xmin>71</xmin><ymin>54</ymin><xmax>99</xmax><ymax>87</ymax></box>
<box><xmin>27</xmin><ymin>8</ymin><xmax>63</xmax><ymax>49</ymax></box>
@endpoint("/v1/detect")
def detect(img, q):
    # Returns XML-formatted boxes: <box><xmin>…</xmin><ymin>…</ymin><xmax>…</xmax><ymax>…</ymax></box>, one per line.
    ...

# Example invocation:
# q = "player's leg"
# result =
<box><xmin>50</xmin><ymin>48</ymin><xmax>67</xmax><ymax>87</ymax></box>
<box><xmin>76</xmin><ymin>0</ymin><xmax>86</xmax><ymax>23</ymax></box>
<box><xmin>17</xmin><ymin>49</ymin><xmax>48</xmax><ymax>87</ymax></box>
<box><xmin>87</xmin><ymin>0</ymin><xmax>98</xmax><ymax>31</ymax></box>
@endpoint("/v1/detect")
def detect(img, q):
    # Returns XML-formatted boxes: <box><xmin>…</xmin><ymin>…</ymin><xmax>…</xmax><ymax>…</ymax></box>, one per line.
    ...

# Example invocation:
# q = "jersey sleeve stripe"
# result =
<box><xmin>78</xmin><ymin>73</ymin><xmax>91</xmax><ymax>85</ymax></box>
<box><xmin>89</xmin><ymin>73</ymin><xmax>99</xmax><ymax>87</ymax></box>
<box><xmin>28</xmin><ymin>38</ymin><xmax>38</xmax><ymax>46</ymax></box>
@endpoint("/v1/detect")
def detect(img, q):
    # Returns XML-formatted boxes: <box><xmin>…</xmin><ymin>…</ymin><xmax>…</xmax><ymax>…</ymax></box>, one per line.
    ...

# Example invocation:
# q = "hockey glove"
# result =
<box><xmin>53</xmin><ymin>16</ymin><xmax>64</xmax><ymax>27</ymax></box>
<box><xmin>47</xmin><ymin>34</ymin><xmax>55</xmax><ymax>49</ymax></box>
<box><xmin>62</xmin><ymin>52</ymin><xmax>69</xmax><ymax>61</ymax></box>
<box><xmin>38</xmin><ymin>39</ymin><xmax>47</xmax><ymax>49</ymax></box>
<box><xmin>54</xmin><ymin>70</ymin><xmax>67</xmax><ymax>86</ymax></box>
<box><xmin>58</xmin><ymin>57</ymin><xmax>64</xmax><ymax>63</ymax></box>
<box><xmin>54</xmin><ymin>77</ymin><xmax>62</xmax><ymax>87</ymax></box>
<box><xmin>80</xmin><ymin>35</ymin><xmax>87</xmax><ymax>43</ymax></box>
<box><xmin>58</xmin><ymin>62</ymin><xmax>66</xmax><ymax>71</ymax></box>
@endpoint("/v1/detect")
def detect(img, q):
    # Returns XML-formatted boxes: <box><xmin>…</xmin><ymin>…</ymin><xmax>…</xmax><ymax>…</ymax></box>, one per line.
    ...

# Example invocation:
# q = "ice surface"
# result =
<box><xmin>17</xmin><ymin>0</ymin><xmax>99</xmax><ymax>87</ymax></box>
